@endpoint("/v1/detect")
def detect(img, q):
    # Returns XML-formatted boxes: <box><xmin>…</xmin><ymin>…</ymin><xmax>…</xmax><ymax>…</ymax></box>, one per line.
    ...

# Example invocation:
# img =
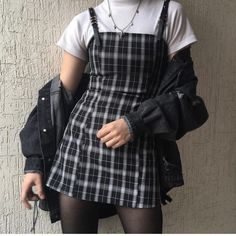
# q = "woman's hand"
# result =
<box><xmin>20</xmin><ymin>172</ymin><xmax>45</xmax><ymax>209</ymax></box>
<box><xmin>96</xmin><ymin>117</ymin><xmax>133</xmax><ymax>149</ymax></box>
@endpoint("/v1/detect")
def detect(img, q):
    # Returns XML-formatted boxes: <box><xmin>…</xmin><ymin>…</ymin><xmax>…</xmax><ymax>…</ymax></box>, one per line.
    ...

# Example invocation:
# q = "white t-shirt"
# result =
<box><xmin>56</xmin><ymin>0</ymin><xmax>198</xmax><ymax>62</ymax></box>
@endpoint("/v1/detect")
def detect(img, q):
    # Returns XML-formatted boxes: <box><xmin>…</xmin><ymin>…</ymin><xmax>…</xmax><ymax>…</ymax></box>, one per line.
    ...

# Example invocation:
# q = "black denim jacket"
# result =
<box><xmin>19</xmin><ymin>48</ymin><xmax>209</xmax><ymax>230</ymax></box>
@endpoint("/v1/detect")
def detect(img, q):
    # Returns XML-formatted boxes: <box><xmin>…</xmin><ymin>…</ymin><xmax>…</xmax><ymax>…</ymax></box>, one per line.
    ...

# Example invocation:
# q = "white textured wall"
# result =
<box><xmin>0</xmin><ymin>0</ymin><xmax>235</xmax><ymax>233</ymax></box>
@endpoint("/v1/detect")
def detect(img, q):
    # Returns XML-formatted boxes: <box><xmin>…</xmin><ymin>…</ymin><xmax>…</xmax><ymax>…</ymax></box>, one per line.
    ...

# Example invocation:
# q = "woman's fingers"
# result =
<box><xmin>97</xmin><ymin>118</ymin><xmax>132</xmax><ymax>148</ymax></box>
<box><xmin>100</xmin><ymin>130</ymin><xmax>116</xmax><ymax>143</ymax></box>
<box><xmin>96</xmin><ymin>123</ymin><xmax>110</xmax><ymax>138</ymax></box>
<box><xmin>111</xmin><ymin>141</ymin><xmax>125</xmax><ymax>149</ymax></box>
<box><xmin>34</xmin><ymin>176</ymin><xmax>46</xmax><ymax>200</ymax></box>
<box><xmin>20</xmin><ymin>173</ymin><xmax>45</xmax><ymax>210</ymax></box>
<box><xmin>105</xmin><ymin>135</ymin><xmax>121</xmax><ymax>148</ymax></box>
<box><xmin>27</xmin><ymin>189</ymin><xmax>40</xmax><ymax>201</ymax></box>
<box><xmin>21</xmin><ymin>183</ymin><xmax>33</xmax><ymax>209</ymax></box>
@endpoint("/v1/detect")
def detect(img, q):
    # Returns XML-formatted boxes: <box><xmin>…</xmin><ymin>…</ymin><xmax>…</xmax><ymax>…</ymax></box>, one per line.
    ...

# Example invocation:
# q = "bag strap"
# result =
<box><xmin>157</xmin><ymin>0</ymin><xmax>170</xmax><ymax>40</ymax></box>
<box><xmin>88</xmin><ymin>7</ymin><xmax>101</xmax><ymax>47</ymax></box>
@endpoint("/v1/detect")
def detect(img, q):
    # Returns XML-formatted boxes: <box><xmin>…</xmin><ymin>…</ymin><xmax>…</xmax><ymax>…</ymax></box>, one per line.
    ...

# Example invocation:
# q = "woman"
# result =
<box><xmin>21</xmin><ymin>0</ymin><xmax>198</xmax><ymax>233</ymax></box>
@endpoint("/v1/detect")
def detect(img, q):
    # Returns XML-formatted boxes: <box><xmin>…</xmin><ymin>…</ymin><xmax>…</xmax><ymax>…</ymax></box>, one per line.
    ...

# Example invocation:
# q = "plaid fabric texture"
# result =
<box><xmin>46</xmin><ymin>30</ymin><xmax>163</xmax><ymax>208</ymax></box>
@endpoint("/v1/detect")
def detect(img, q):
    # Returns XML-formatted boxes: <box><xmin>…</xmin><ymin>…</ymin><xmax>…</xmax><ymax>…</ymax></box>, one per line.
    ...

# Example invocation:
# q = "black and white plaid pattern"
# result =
<box><xmin>46</xmin><ymin>31</ymin><xmax>163</xmax><ymax>208</ymax></box>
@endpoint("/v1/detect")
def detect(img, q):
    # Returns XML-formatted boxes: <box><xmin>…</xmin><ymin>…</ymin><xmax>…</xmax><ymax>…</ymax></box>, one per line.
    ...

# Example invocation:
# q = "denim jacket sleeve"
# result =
<box><xmin>123</xmin><ymin>48</ymin><xmax>209</xmax><ymax>141</ymax></box>
<box><xmin>19</xmin><ymin>105</ymin><xmax>44</xmax><ymax>174</ymax></box>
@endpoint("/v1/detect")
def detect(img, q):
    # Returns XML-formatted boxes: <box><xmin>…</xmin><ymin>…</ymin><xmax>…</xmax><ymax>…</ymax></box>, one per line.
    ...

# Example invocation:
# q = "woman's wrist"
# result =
<box><xmin>24</xmin><ymin>170</ymin><xmax>44</xmax><ymax>175</ymax></box>
<box><xmin>121</xmin><ymin>115</ymin><xmax>134</xmax><ymax>142</ymax></box>
<box><xmin>121</xmin><ymin>111</ymin><xmax>146</xmax><ymax>140</ymax></box>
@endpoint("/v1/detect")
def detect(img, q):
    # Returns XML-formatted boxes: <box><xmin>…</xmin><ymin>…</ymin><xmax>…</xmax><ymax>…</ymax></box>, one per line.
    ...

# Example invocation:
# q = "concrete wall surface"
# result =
<box><xmin>0</xmin><ymin>0</ymin><xmax>235</xmax><ymax>233</ymax></box>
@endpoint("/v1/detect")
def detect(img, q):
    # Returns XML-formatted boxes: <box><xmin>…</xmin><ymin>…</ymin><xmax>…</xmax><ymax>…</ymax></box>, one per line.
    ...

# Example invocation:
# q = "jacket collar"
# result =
<box><xmin>50</xmin><ymin>74</ymin><xmax>62</xmax><ymax>93</ymax></box>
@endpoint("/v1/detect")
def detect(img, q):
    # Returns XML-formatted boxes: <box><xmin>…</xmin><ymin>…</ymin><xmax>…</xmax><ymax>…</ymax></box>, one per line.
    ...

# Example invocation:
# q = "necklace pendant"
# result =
<box><xmin>108</xmin><ymin>0</ymin><xmax>142</xmax><ymax>37</ymax></box>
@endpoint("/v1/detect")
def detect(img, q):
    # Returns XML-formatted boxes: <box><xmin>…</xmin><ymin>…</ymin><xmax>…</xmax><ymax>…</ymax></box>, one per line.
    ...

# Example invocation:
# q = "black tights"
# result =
<box><xmin>59</xmin><ymin>192</ymin><xmax>163</xmax><ymax>234</ymax></box>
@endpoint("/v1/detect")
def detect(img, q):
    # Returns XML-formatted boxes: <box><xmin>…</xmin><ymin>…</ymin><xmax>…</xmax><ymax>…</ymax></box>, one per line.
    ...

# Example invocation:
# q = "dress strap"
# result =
<box><xmin>157</xmin><ymin>0</ymin><xmax>170</xmax><ymax>40</ymax></box>
<box><xmin>88</xmin><ymin>7</ymin><xmax>102</xmax><ymax>47</ymax></box>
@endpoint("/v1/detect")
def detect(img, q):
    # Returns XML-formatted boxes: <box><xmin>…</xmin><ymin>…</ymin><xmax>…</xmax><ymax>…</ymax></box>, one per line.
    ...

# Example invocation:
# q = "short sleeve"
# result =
<box><xmin>56</xmin><ymin>15</ymin><xmax>88</xmax><ymax>62</ymax></box>
<box><xmin>164</xmin><ymin>2</ymin><xmax>198</xmax><ymax>56</ymax></box>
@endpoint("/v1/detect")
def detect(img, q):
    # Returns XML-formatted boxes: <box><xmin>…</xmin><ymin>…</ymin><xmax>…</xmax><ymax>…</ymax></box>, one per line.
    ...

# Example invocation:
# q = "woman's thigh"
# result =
<box><xmin>115</xmin><ymin>202</ymin><xmax>163</xmax><ymax>234</ymax></box>
<box><xmin>59</xmin><ymin>192</ymin><xmax>100</xmax><ymax>233</ymax></box>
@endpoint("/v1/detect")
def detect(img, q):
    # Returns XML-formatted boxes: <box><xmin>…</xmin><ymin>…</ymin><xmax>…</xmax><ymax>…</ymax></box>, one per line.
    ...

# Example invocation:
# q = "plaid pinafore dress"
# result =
<box><xmin>46</xmin><ymin>5</ymin><xmax>168</xmax><ymax>208</ymax></box>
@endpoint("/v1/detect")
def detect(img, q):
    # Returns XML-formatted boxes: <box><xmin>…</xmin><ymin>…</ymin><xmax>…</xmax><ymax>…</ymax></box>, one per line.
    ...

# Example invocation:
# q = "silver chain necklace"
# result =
<box><xmin>107</xmin><ymin>0</ymin><xmax>142</xmax><ymax>38</ymax></box>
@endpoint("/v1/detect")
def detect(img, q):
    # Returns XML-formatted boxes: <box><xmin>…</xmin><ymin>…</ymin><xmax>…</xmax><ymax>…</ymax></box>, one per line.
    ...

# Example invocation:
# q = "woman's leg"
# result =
<box><xmin>115</xmin><ymin>202</ymin><xmax>163</xmax><ymax>233</ymax></box>
<box><xmin>59</xmin><ymin>192</ymin><xmax>100</xmax><ymax>233</ymax></box>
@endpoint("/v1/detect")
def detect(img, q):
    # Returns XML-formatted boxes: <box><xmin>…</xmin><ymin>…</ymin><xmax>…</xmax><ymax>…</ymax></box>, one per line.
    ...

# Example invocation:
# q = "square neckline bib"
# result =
<box><xmin>85</xmin><ymin>30</ymin><xmax>167</xmax><ymax>99</ymax></box>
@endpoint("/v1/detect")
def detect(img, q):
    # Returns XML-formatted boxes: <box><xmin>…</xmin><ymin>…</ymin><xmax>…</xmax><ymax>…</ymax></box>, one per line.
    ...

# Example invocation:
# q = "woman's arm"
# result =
<box><xmin>59</xmin><ymin>51</ymin><xmax>88</xmax><ymax>96</ymax></box>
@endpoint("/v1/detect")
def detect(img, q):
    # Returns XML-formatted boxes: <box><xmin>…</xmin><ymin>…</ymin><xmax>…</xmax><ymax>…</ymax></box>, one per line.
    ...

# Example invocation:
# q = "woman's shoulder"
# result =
<box><xmin>146</xmin><ymin>0</ymin><xmax>186</xmax><ymax>24</ymax></box>
<box><xmin>167</xmin><ymin>0</ymin><xmax>186</xmax><ymax>18</ymax></box>
<box><xmin>72</xmin><ymin>9</ymin><xmax>90</xmax><ymax>27</ymax></box>
<box><xmin>151</xmin><ymin>0</ymin><xmax>185</xmax><ymax>16</ymax></box>
<box><xmin>168</xmin><ymin>0</ymin><xmax>184</xmax><ymax>10</ymax></box>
